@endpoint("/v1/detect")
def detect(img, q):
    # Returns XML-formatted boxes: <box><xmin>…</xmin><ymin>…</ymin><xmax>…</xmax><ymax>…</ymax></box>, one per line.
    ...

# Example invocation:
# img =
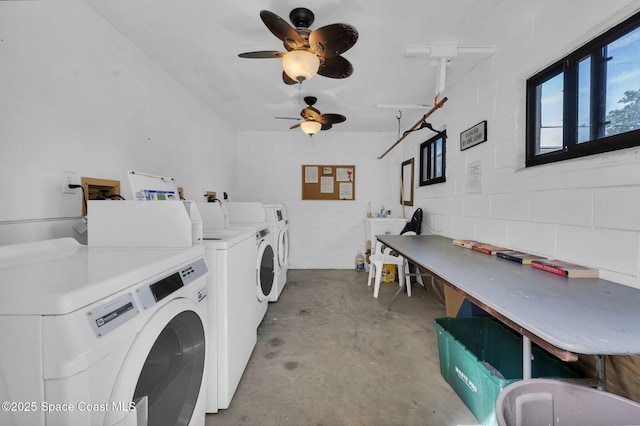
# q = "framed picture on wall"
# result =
<box><xmin>401</xmin><ymin>158</ymin><xmax>414</xmax><ymax>206</ymax></box>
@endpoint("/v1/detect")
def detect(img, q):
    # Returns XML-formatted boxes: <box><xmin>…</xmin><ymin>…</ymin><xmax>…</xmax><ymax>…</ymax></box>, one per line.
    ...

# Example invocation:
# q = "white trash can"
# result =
<box><xmin>496</xmin><ymin>378</ymin><xmax>640</xmax><ymax>426</ymax></box>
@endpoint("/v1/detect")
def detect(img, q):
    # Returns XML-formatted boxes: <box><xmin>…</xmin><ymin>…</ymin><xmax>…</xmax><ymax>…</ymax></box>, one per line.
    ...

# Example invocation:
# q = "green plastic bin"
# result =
<box><xmin>433</xmin><ymin>317</ymin><xmax>580</xmax><ymax>426</ymax></box>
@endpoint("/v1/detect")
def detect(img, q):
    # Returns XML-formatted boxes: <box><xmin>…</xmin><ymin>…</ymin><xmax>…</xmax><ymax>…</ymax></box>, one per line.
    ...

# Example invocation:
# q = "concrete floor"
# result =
<box><xmin>206</xmin><ymin>269</ymin><xmax>479</xmax><ymax>426</ymax></box>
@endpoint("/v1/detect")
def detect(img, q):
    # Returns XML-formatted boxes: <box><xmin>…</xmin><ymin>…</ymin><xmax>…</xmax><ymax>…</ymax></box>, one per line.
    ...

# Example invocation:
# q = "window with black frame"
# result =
<box><xmin>526</xmin><ymin>12</ymin><xmax>640</xmax><ymax>167</ymax></box>
<box><xmin>419</xmin><ymin>131</ymin><xmax>446</xmax><ymax>186</ymax></box>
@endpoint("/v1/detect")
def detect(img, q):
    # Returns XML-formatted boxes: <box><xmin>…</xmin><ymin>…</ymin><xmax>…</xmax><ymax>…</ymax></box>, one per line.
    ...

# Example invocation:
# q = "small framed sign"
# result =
<box><xmin>460</xmin><ymin>120</ymin><xmax>487</xmax><ymax>151</ymax></box>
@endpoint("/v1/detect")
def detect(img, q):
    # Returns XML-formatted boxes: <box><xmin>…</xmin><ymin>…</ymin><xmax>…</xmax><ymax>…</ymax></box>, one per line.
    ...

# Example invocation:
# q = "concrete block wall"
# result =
<box><xmin>235</xmin><ymin>130</ymin><xmax>409</xmax><ymax>269</ymax></box>
<box><xmin>406</xmin><ymin>0</ymin><xmax>640</xmax><ymax>288</ymax></box>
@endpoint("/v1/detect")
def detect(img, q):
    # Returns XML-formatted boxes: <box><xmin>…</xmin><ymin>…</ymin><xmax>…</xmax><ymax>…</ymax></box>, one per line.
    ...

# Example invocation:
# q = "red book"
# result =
<box><xmin>530</xmin><ymin>259</ymin><xmax>598</xmax><ymax>278</ymax></box>
<box><xmin>470</xmin><ymin>243</ymin><xmax>509</xmax><ymax>255</ymax></box>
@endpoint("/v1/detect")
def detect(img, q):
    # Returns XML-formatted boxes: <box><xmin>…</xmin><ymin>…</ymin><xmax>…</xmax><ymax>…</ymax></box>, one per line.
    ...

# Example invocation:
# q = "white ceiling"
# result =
<box><xmin>84</xmin><ymin>0</ymin><xmax>525</xmax><ymax>133</ymax></box>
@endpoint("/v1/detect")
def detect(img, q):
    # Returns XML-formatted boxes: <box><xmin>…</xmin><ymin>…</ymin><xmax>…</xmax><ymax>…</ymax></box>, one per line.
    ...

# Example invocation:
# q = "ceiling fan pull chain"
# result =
<box><xmin>396</xmin><ymin>110</ymin><xmax>402</xmax><ymax>140</ymax></box>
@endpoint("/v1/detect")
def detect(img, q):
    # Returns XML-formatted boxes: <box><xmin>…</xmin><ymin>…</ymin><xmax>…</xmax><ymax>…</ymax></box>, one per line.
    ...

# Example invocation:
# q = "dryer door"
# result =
<box><xmin>105</xmin><ymin>298</ymin><xmax>206</xmax><ymax>426</ymax></box>
<box><xmin>256</xmin><ymin>239</ymin><xmax>275</xmax><ymax>301</ymax></box>
<box><xmin>277</xmin><ymin>228</ymin><xmax>289</xmax><ymax>269</ymax></box>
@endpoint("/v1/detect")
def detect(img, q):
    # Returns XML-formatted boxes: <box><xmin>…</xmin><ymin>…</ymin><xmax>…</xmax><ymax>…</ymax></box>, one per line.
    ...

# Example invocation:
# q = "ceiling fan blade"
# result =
<box><xmin>289</xmin><ymin>123</ymin><xmax>301</xmax><ymax>130</ymax></box>
<box><xmin>275</xmin><ymin>116</ymin><xmax>301</xmax><ymax>120</ymax></box>
<box><xmin>282</xmin><ymin>71</ymin><xmax>298</xmax><ymax>85</ymax></box>
<box><xmin>238</xmin><ymin>51</ymin><xmax>284</xmax><ymax>59</ymax></box>
<box><xmin>321</xmin><ymin>123</ymin><xmax>333</xmax><ymax>131</ymax></box>
<box><xmin>319</xmin><ymin>113</ymin><xmax>346</xmax><ymax>125</ymax></box>
<box><xmin>309</xmin><ymin>23</ymin><xmax>358</xmax><ymax>58</ymax></box>
<box><xmin>260</xmin><ymin>10</ymin><xmax>306</xmax><ymax>50</ymax></box>
<box><xmin>318</xmin><ymin>56</ymin><xmax>353</xmax><ymax>79</ymax></box>
<box><xmin>301</xmin><ymin>107</ymin><xmax>321</xmax><ymax>122</ymax></box>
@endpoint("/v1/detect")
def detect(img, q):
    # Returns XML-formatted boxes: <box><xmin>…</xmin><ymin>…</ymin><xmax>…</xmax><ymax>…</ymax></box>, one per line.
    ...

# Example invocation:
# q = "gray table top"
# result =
<box><xmin>378</xmin><ymin>234</ymin><xmax>640</xmax><ymax>356</ymax></box>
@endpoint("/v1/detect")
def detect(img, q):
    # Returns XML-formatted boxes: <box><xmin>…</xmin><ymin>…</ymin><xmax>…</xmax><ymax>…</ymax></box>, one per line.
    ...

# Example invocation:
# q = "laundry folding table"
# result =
<box><xmin>376</xmin><ymin>234</ymin><xmax>640</xmax><ymax>388</ymax></box>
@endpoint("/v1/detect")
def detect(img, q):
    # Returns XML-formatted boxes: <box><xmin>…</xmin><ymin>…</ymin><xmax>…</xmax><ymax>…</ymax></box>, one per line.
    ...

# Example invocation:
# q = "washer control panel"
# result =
<box><xmin>138</xmin><ymin>257</ymin><xmax>208</xmax><ymax>309</ymax></box>
<box><xmin>88</xmin><ymin>257</ymin><xmax>208</xmax><ymax>337</ymax></box>
<box><xmin>256</xmin><ymin>228</ymin><xmax>270</xmax><ymax>241</ymax></box>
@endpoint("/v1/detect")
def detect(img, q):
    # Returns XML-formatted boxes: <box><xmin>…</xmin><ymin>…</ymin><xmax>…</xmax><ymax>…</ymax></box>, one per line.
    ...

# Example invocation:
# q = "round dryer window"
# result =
<box><xmin>257</xmin><ymin>243</ymin><xmax>275</xmax><ymax>300</ymax></box>
<box><xmin>134</xmin><ymin>310</ymin><xmax>205</xmax><ymax>426</ymax></box>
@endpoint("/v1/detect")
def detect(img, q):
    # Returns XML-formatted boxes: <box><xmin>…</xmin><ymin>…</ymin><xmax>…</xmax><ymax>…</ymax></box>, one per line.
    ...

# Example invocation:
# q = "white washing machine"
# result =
<box><xmin>196</xmin><ymin>202</ymin><xmax>261</xmax><ymax>412</ymax></box>
<box><xmin>264</xmin><ymin>203</ymin><xmax>290</xmax><ymax>302</ymax></box>
<box><xmin>0</xmin><ymin>238</ymin><xmax>209</xmax><ymax>426</ymax></box>
<box><xmin>200</xmin><ymin>227</ymin><xmax>257</xmax><ymax>412</ymax></box>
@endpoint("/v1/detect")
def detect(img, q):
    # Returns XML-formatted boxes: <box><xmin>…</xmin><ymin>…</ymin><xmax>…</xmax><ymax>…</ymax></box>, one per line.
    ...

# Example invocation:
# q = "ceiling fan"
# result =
<box><xmin>238</xmin><ymin>8</ymin><xmax>358</xmax><ymax>85</ymax></box>
<box><xmin>277</xmin><ymin>96</ymin><xmax>346</xmax><ymax>135</ymax></box>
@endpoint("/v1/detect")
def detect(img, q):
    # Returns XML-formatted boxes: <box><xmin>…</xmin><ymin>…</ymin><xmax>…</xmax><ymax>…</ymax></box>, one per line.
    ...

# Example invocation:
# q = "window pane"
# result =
<box><xmin>434</xmin><ymin>139</ymin><xmax>443</xmax><ymax>178</ymax></box>
<box><xmin>604</xmin><ymin>26</ymin><xmax>640</xmax><ymax>138</ymax></box>
<box><xmin>421</xmin><ymin>146</ymin><xmax>429</xmax><ymax>181</ymax></box>
<box><xmin>578</xmin><ymin>56</ymin><xmax>592</xmax><ymax>143</ymax></box>
<box><xmin>429</xmin><ymin>145</ymin><xmax>435</xmax><ymax>179</ymax></box>
<box><xmin>536</xmin><ymin>73</ymin><xmax>564</xmax><ymax>154</ymax></box>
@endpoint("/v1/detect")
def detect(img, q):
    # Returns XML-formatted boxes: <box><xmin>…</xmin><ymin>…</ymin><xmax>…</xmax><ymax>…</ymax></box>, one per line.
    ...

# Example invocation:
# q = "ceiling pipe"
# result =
<box><xmin>435</xmin><ymin>57</ymin><xmax>448</xmax><ymax>100</ymax></box>
<box><xmin>404</xmin><ymin>44</ymin><xmax>495</xmax><ymax>99</ymax></box>
<box><xmin>403</xmin><ymin>44</ymin><xmax>495</xmax><ymax>58</ymax></box>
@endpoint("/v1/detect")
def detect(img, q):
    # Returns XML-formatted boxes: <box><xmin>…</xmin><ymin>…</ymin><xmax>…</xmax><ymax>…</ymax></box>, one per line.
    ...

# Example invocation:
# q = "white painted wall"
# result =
<box><xmin>235</xmin><ymin>130</ymin><xmax>407</xmax><ymax>269</ymax></box>
<box><xmin>401</xmin><ymin>0</ymin><xmax>640</xmax><ymax>288</ymax></box>
<box><xmin>0</xmin><ymin>0</ymin><xmax>236</xmax><ymax>245</ymax></box>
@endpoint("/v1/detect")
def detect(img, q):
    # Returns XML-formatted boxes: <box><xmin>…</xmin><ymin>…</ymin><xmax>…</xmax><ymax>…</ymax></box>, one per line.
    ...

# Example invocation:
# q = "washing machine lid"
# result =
<box><xmin>202</xmin><ymin>228</ymin><xmax>254</xmax><ymax>249</ymax></box>
<box><xmin>0</xmin><ymin>238</ymin><xmax>206</xmax><ymax>315</ymax></box>
<box><xmin>226</xmin><ymin>221</ymin><xmax>268</xmax><ymax>234</ymax></box>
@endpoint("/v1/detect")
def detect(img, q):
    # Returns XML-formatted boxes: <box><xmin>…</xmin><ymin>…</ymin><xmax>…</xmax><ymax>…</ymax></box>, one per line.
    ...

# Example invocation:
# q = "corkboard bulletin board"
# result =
<box><xmin>301</xmin><ymin>165</ymin><xmax>355</xmax><ymax>200</ymax></box>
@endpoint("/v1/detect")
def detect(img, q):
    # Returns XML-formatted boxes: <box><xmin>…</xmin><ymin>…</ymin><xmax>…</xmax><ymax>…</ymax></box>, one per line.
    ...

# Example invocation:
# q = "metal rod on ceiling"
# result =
<box><xmin>377</xmin><ymin>97</ymin><xmax>448</xmax><ymax>160</ymax></box>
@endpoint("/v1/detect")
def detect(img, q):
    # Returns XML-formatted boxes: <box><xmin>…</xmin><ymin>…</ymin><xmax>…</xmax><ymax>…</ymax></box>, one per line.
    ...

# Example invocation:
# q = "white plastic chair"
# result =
<box><xmin>367</xmin><ymin>239</ymin><xmax>409</xmax><ymax>298</ymax></box>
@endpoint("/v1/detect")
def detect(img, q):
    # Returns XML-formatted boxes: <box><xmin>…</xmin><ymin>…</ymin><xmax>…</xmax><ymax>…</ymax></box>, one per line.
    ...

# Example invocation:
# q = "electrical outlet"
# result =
<box><xmin>62</xmin><ymin>171</ymin><xmax>79</xmax><ymax>194</ymax></box>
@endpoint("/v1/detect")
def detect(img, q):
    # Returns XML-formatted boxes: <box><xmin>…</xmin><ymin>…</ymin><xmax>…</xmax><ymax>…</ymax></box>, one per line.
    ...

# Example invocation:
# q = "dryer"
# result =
<box><xmin>263</xmin><ymin>203</ymin><xmax>290</xmax><ymax>302</ymax></box>
<box><xmin>254</xmin><ymin>225</ymin><xmax>274</xmax><ymax>327</ymax></box>
<box><xmin>0</xmin><ymin>238</ymin><xmax>208</xmax><ymax>426</ymax></box>
<box><xmin>225</xmin><ymin>202</ymin><xmax>275</xmax><ymax>327</ymax></box>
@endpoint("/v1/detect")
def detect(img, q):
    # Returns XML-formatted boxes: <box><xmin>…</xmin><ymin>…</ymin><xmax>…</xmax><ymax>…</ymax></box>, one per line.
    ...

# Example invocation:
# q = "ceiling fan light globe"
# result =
<box><xmin>300</xmin><ymin>120</ymin><xmax>322</xmax><ymax>135</ymax></box>
<box><xmin>282</xmin><ymin>50</ymin><xmax>320</xmax><ymax>83</ymax></box>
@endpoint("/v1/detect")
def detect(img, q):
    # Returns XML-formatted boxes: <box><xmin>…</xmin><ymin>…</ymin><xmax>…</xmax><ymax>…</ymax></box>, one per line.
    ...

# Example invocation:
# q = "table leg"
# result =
<box><xmin>523</xmin><ymin>336</ymin><xmax>532</xmax><ymax>379</ymax></box>
<box><xmin>595</xmin><ymin>354</ymin><xmax>606</xmax><ymax>391</ymax></box>
<box><xmin>387</xmin><ymin>284</ymin><xmax>405</xmax><ymax>311</ymax></box>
